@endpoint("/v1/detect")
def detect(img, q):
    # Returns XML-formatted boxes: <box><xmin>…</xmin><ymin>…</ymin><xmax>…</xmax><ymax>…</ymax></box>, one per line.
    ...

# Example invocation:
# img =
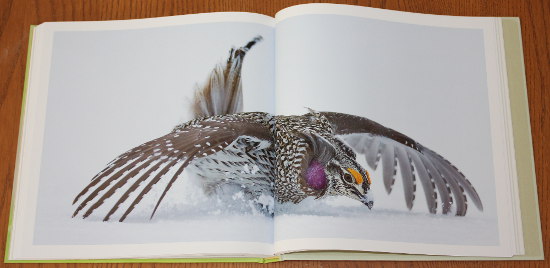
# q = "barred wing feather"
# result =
<box><xmin>322</xmin><ymin>112</ymin><xmax>483</xmax><ymax>216</ymax></box>
<box><xmin>72</xmin><ymin>118</ymin><xmax>272</xmax><ymax>222</ymax></box>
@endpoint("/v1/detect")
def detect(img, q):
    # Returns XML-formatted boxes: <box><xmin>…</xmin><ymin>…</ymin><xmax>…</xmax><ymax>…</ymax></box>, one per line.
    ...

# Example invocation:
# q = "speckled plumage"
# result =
<box><xmin>272</xmin><ymin>111</ymin><xmax>370</xmax><ymax>205</ymax></box>
<box><xmin>176</xmin><ymin>110</ymin><xmax>370</xmax><ymax>206</ymax></box>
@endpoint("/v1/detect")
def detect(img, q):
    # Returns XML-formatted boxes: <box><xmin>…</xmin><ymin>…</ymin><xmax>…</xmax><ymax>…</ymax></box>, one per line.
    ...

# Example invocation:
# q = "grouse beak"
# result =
<box><xmin>360</xmin><ymin>194</ymin><xmax>374</xmax><ymax>210</ymax></box>
<box><xmin>366</xmin><ymin>200</ymin><xmax>374</xmax><ymax>209</ymax></box>
<box><xmin>362</xmin><ymin>170</ymin><xmax>373</xmax><ymax>209</ymax></box>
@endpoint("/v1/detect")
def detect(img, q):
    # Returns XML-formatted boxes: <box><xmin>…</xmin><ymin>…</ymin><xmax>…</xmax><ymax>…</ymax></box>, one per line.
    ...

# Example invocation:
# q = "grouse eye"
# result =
<box><xmin>343</xmin><ymin>173</ymin><xmax>354</xmax><ymax>184</ymax></box>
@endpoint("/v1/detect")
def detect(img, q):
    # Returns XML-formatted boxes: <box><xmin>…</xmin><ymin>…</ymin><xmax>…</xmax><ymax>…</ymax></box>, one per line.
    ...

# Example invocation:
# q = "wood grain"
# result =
<box><xmin>0</xmin><ymin>0</ymin><xmax>548</xmax><ymax>267</ymax></box>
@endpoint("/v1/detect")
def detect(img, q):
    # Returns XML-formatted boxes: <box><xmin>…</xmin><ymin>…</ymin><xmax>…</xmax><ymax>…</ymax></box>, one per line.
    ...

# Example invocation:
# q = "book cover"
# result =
<box><xmin>5</xmin><ymin>4</ymin><xmax>542</xmax><ymax>262</ymax></box>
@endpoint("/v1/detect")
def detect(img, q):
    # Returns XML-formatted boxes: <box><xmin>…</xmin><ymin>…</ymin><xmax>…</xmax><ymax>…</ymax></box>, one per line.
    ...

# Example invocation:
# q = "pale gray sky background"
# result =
<box><xmin>33</xmin><ymin>21</ymin><xmax>275</xmax><ymax>245</ymax></box>
<box><xmin>275</xmin><ymin>14</ymin><xmax>498</xmax><ymax>245</ymax></box>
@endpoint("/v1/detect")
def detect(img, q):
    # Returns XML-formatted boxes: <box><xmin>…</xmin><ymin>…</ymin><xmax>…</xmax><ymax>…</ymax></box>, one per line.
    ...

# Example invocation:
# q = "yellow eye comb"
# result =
<box><xmin>347</xmin><ymin>168</ymin><xmax>363</xmax><ymax>184</ymax></box>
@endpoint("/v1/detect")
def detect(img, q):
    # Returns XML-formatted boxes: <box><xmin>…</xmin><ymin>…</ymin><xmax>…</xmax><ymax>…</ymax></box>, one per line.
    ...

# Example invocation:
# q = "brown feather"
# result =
<box><xmin>73</xmin><ymin>115</ymin><xmax>273</xmax><ymax>221</ymax></box>
<box><xmin>192</xmin><ymin>36</ymin><xmax>262</xmax><ymax>118</ymax></box>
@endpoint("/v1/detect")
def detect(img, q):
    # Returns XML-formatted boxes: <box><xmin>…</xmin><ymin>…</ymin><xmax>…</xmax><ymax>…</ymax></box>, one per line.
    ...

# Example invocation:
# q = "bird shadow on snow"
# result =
<box><xmin>274</xmin><ymin>195</ymin><xmax>478</xmax><ymax>221</ymax></box>
<box><xmin>80</xmin><ymin>192</ymin><xmax>462</xmax><ymax>224</ymax></box>
<box><xmin>76</xmin><ymin>172</ymin><xmax>478</xmax><ymax>223</ymax></box>
<box><xmin>77</xmin><ymin>172</ymin><xmax>276</xmax><ymax>223</ymax></box>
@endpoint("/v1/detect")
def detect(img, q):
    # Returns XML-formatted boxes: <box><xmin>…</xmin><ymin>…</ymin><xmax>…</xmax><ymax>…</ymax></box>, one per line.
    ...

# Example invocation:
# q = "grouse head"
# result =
<box><xmin>297</xmin><ymin>118</ymin><xmax>374</xmax><ymax>209</ymax></box>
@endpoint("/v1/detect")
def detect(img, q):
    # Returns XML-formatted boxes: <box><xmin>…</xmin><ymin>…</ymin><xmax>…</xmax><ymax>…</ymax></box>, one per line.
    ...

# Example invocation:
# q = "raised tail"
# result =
<box><xmin>192</xmin><ymin>36</ymin><xmax>263</xmax><ymax>118</ymax></box>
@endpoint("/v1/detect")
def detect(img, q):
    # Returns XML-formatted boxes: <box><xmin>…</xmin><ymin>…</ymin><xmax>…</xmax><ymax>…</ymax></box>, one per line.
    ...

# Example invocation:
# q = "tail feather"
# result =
<box><xmin>193</xmin><ymin>36</ymin><xmax>262</xmax><ymax>118</ymax></box>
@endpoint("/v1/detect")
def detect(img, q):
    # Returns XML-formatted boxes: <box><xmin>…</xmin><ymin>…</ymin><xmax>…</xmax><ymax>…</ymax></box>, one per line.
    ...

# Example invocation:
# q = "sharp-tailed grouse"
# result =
<box><xmin>72</xmin><ymin>36</ymin><xmax>483</xmax><ymax>222</ymax></box>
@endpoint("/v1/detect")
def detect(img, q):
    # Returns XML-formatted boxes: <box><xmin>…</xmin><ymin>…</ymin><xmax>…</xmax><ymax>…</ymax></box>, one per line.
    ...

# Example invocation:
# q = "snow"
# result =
<box><xmin>33</xmin><ymin>152</ymin><xmax>497</xmax><ymax>248</ymax></box>
<box><xmin>33</xmin><ymin>172</ymin><xmax>274</xmax><ymax>245</ymax></box>
<box><xmin>275</xmin><ymin>197</ymin><xmax>498</xmax><ymax>246</ymax></box>
<box><xmin>274</xmin><ymin>159</ymin><xmax>499</xmax><ymax>247</ymax></box>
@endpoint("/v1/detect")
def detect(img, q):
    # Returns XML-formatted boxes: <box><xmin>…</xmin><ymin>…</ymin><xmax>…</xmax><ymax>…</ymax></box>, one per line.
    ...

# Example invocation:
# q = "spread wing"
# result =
<box><xmin>321</xmin><ymin>112</ymin><xmax>483</xmax><ymax>216</ymax></box>
<box><xmin>72</xmin><ymin>116</ymin><xmax>272</xmax><ymax>222</ymax></box>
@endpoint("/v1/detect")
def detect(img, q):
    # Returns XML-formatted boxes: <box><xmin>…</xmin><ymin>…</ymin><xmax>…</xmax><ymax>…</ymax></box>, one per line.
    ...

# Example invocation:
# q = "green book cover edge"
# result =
<box><xmin>4</xmin><ymin>25</ymin><xmax>35</xmax><ymax>264</ymax></box>
<box><xmin>5</xmin><ymin>18</ymin><xmax>543</xmax><ymax>263</ymax></box>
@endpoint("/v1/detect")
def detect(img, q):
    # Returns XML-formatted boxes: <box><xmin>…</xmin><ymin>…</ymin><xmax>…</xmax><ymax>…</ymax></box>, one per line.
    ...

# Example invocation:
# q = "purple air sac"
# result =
<box><xmin>305</xmin><ymin>160</ymin><xmax>327</xmax><ymax>190</ymax></box>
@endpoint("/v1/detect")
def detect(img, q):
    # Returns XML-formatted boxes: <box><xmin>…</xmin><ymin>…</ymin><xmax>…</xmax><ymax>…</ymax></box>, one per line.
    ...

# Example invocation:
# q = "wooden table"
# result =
<box><xmin>1</xmin><ymin>0</ymin><xmax>548</xmax><ymax>267</ymax></box>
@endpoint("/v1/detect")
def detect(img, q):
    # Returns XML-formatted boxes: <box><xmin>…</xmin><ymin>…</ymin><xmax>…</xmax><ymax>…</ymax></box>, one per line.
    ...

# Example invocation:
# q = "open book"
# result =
<box><xmin>6</xmin><ymin>3</ymin><xmax>543</xmax><ymax>262</ymax></box>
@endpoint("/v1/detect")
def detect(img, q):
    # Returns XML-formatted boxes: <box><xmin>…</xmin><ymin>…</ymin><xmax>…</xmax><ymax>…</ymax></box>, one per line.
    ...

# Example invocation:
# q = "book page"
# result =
<box><xmin>272</xmin><ymin>4</ymin><xmax>517</xmax><ymax>257</ymax></box>
<box><xmin>9</xmin><ymin>13</ymin><xmax>278</xmax><ymax>260</ymax></box>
